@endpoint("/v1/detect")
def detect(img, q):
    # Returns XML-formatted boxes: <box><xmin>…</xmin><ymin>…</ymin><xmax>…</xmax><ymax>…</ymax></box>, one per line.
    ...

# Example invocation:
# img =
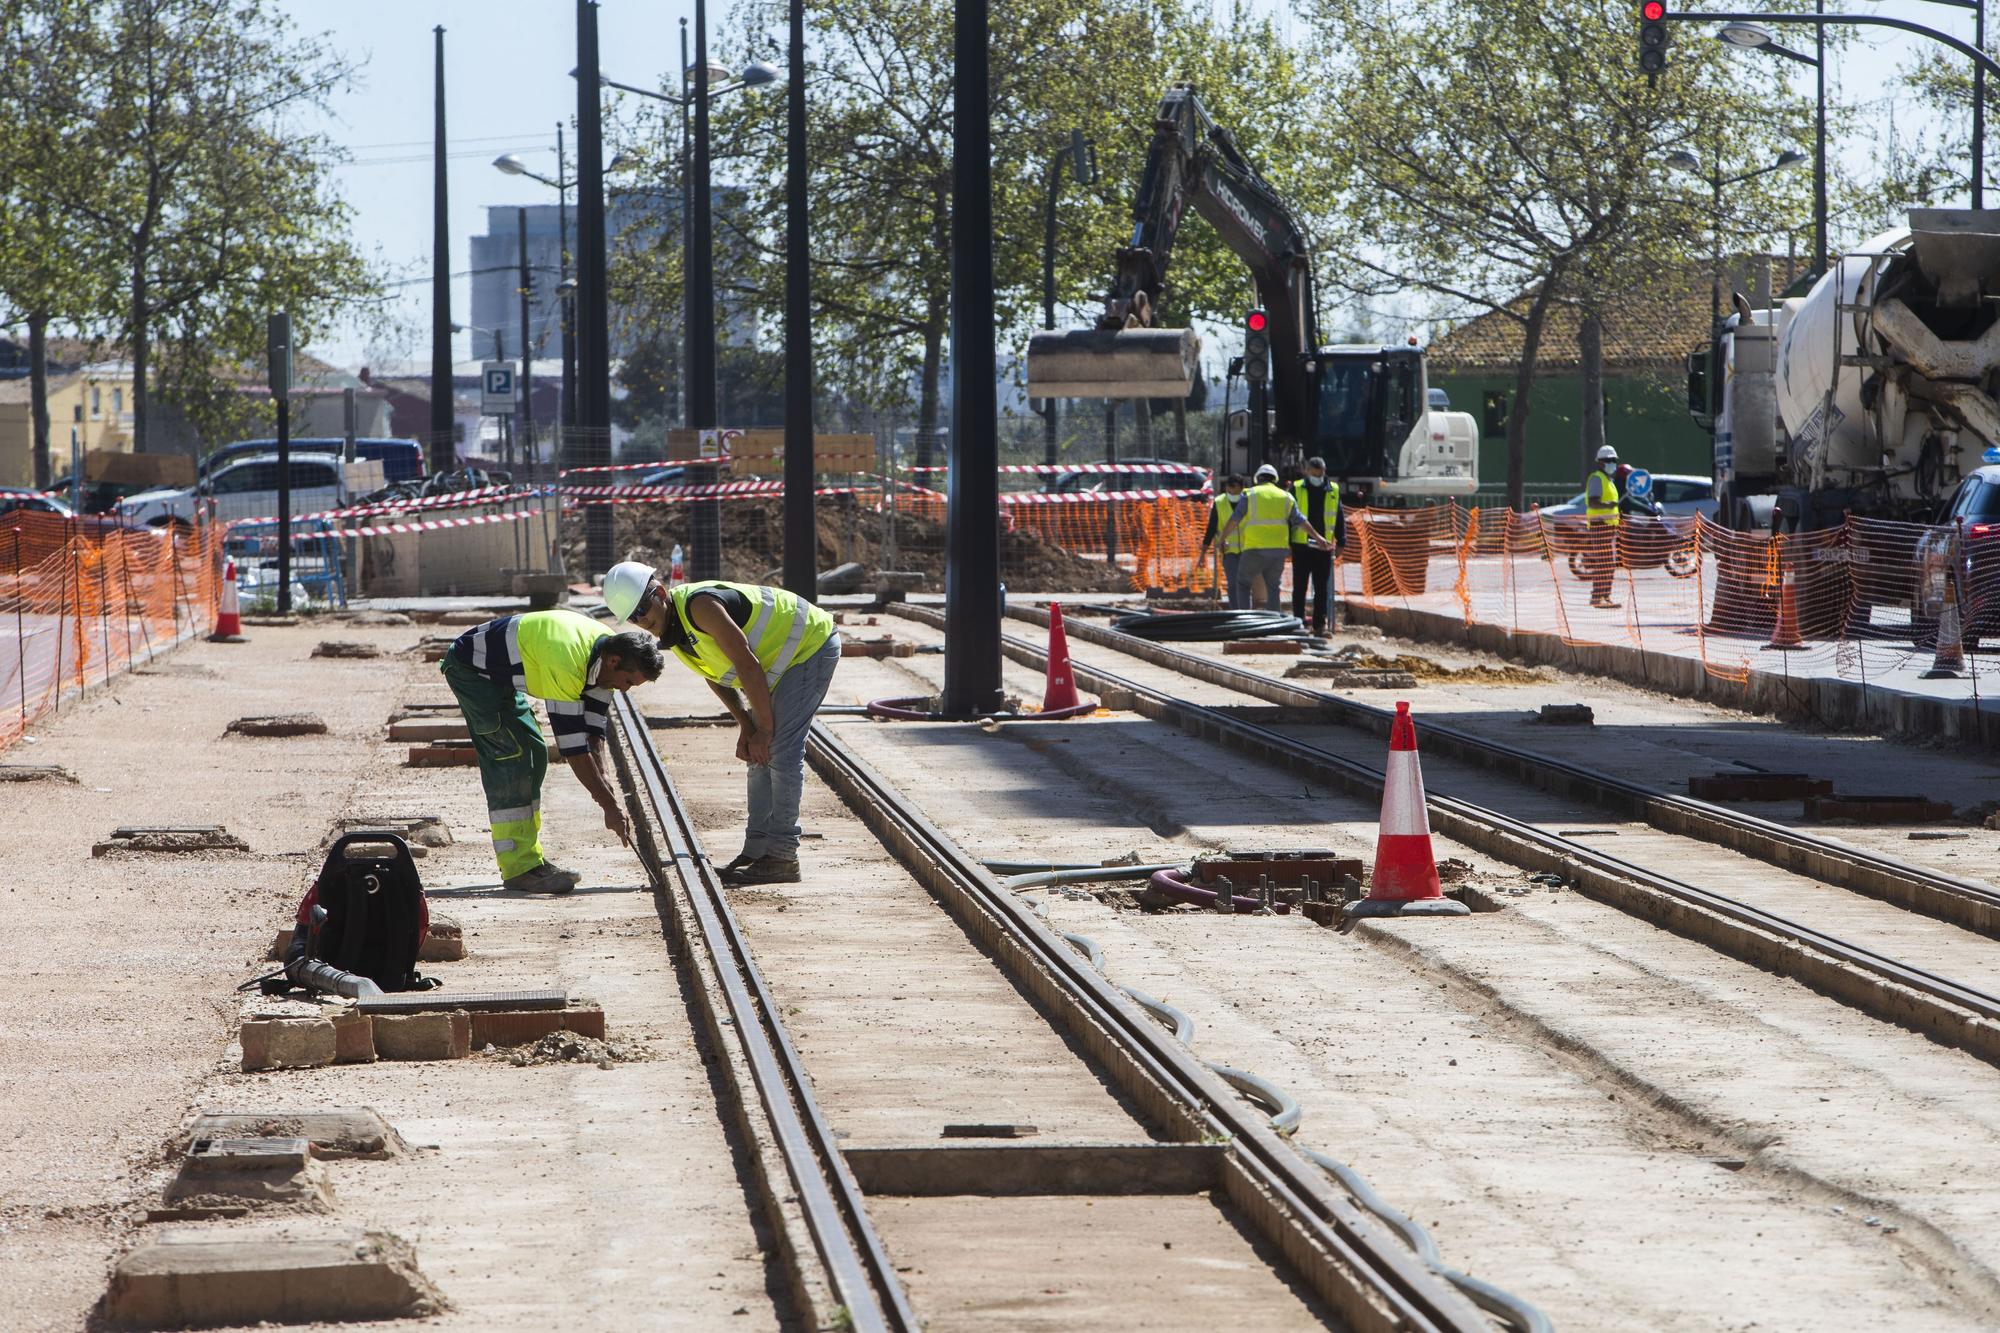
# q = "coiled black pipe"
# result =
<box><xmin>1110</xmin><ymin>609</ymin><xmax>1304</xmax><ymax>642</ymax></box>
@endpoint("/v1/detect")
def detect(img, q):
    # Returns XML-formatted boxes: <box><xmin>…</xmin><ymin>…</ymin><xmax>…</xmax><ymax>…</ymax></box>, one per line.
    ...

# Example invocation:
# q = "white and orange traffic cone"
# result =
<box><xmin>1923</xmin><ymin>577</ymin><xmax>1967</xmax><ymax>679</ymax></box>
<box><xmin>1763</xmin><ymin>567</ymin><xmax>1804</xmax><ymax>651</ymax></box>
<box><xmin>1037</xmin><ymin>602</ymin><xmax>1095</xmax><ymax>718</ymax></box>
<box><xmin>1344</xmin><ymin>701</ymin><xmax>1468</xmax><ymax>921</ymax></box>
<box><xmin>210</xmin><ymin>557</ymin><xmax>246</xmax><ymax>642</ymax></box>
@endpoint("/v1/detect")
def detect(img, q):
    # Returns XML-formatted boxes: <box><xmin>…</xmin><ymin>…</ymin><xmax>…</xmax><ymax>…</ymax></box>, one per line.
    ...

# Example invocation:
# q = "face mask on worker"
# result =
<box><xmin>1305</xmin><ymin>471</ymin><xmax>1327</xmax><ymax>487</ymax></box>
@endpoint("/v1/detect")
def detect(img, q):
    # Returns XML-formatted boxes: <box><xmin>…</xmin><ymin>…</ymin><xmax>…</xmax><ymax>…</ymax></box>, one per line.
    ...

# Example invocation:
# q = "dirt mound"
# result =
<box><xmin>499</xmin><ymin>1031</ymin><xmax>647</xmax><ymax>1069</ymax></box>
<box><xmin>1330</xmin><ymin>644</ymin><xmax>1544</xmax><ymax>685</ymax></box>
<box><xmin>564</xmin><ymin>501</ymin><xmax>1130</xmax><ymax>593</ymax></box>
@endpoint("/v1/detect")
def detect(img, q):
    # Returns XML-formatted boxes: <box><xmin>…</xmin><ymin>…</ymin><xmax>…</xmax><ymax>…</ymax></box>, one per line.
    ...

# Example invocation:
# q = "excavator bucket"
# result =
<box><xmin>1025</xmin><ymin>327</ymin><xmax>1199</xmax><ymax>400</ymax></box>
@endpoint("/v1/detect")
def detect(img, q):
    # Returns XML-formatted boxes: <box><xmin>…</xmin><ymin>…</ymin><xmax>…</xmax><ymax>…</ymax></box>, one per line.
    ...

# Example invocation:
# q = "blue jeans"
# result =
<box><xmin>743</xmin><ymin>635</ymin><xmax>841</xmax><ymax>861</ymax></box>
<box><xmin>1238</xmin><ymin>548</ymin><xmax>1288</xmax><ymax>613</ymax></box>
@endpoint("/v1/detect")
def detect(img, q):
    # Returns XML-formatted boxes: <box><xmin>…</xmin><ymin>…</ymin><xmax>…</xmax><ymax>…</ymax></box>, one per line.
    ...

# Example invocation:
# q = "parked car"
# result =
<box><xmin>0</xmin><ymin>487</ymin><xmax>151</xmax><ymax>538</ymax></box>
<box><xmin>118</xmin><ymin>453</ymin><xmax>350</xmax><ymax>529</ymax></box>
<box><xmin>1539</xmin><ymin>472</ymin><xmax>1717</xmax><ymax>520</ymax></box>
<box><xmin>1913</xmin><ymin>464</ymin><xmax>2000</xmax><ymax>648</ymax></box>
<box><xmin>1043</xmin><ymin>458</ymin><xmax>1212</xmax><ymax>495</ymax></box>
<box><xmin>200</xmin><ymin>437</ymin><xmax>426</xmax><ymax>483</ymax></box>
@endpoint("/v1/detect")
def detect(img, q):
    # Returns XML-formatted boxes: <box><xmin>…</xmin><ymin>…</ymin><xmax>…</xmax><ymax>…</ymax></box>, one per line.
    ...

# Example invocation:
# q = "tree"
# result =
<box><xmin>12</xmin><ymin>0</ymin><xmax>381</xmax><ymax>456</ymax></box>
<box><xmin>607</xmin><ymin>0</ymin><xmax>1311</xmax><ymax>468</ymax></box>
<box><xmin>1307</xmin><ymin>0</ymin><xmax>1810</xmax><ymax>505</ymax></box>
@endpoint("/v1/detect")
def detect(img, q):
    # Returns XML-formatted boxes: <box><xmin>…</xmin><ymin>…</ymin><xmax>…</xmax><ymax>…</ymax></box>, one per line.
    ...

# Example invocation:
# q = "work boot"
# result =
<box><xmin>718</xmin><ymin>851</ymin><xmax>759</xmax><ymax>876</ymax></box>
<box><xmin>1590</xmin><ymin>597</ymin><xmax>1620</xmax><ymax>610</ymax></box>
<box><xmin>505</xmin><ymin>862</ymin><xmax>580</xmax><ymax>895</ymax></box>
<box><xmin>722</xmin><ymin>855</ymin><xmax>801</xmax><ymax>886</ymax></box>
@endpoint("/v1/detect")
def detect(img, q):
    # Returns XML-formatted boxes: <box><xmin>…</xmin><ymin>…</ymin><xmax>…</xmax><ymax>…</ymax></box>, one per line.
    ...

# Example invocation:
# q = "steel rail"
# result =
<box><xmin>1005</xmin><ymin>603</ymin><xmax>2000</xmax><ymax>936</ymax></box>
<box><xmin>805</xmin><ymin>721</ymin><xmax>1494</xmax><ymax>1333</ymax></box>
<box><xmin>610</xmin><ymin>692</ymin><xmax>919</xmax><ymax>1333</ymax></box>
<box><xmin>891</xmin><ymin>607</ymin><xmax>2000</xmax><ymax>1042</ymax></box>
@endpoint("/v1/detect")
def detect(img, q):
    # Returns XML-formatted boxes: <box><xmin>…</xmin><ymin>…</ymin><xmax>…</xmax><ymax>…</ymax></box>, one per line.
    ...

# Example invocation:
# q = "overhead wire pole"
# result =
<box><xmin>517</xmin><ymin>207</ymin><xmax>533</xmax><ymax>471</ymax></box>
<box><xmin>430</xmin><ymin>27</ymin><xmax>453</xmax><ymax>474</ymax></box>
<box><xmin>689</xmin><ymin>0</ymin><xmax>723</xmax><ymax>583</ymax></box>
<box><xmin>576</xmin><ymin>0</ymin><xmax>613</xmax><ymax>575</ymax></box>
<box><xmin>941</xmin><ymin>0</ymin><xmax>1003</xmax><ymax>717</ymax></box>
<box><xmin>781</xmin><ymin>0</ymin><xmax>817</xmax><ymax>602</ymax></box>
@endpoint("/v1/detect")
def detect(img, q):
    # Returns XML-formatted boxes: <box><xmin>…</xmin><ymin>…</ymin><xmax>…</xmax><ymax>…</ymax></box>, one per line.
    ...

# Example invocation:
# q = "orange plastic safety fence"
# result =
<box><xmin>876</xmin><ymin>491</ymin><xmax>1218</xmax><ymax>593</ymax></box>
<box><xmin>0</xmin><ymin>513</ymin><xmax>222</xmax><ymax>754</ymax></box>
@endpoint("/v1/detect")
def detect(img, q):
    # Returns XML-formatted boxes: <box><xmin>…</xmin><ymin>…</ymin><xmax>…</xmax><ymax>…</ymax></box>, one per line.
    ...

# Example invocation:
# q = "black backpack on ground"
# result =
<box><xmin>281</xmin><ymin>832</ymin><xmax>433</xmax><ymax>993</ymax></box>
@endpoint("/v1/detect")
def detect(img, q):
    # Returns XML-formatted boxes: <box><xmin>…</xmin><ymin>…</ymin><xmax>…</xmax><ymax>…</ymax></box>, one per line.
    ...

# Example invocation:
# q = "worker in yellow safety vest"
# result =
<box><xmin>1198</xmin><ymin>474</ymin><xmax>1250</xmax><ymax>608</ymax></box>
<box><xmin>1584</xmin><ymin>444</ymin><xmax>1623</xmax><ymax>609</ymax></box>
<box><xmin>1290</xmin><ymin>456</ymin><xmax>1342</xmax><ymax>636</ymax></box>
<box><xmin>1219</xmin><ymin>463</ymin><xmax>1332</xmax><ymax>614</ymax></box>
<box><xmin>441</xmin><ymin>610</ymin><xmax>666</xmax><ymax>893</ymax></box>
<box><xmin>603</xmin><ymin>563</ymin><xmax>842</xmax><ymax>885</ymax></box>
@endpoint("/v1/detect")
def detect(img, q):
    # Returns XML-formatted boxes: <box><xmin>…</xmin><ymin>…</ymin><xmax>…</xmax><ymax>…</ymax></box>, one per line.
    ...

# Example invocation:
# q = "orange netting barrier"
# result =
<box><xmin>0</xmin><ymin>513</ymin><xmax>223</xmax><ymax>754</ymax></box>
<box><xmin>882</xmin><ymin>492</ymin><xmax>1223</xmax><ymax>594</ymax></box>
<box><xmin>1346</xmin><ymin>504</ymin><xmax>1996</xmax><ymax>698</ymax></box>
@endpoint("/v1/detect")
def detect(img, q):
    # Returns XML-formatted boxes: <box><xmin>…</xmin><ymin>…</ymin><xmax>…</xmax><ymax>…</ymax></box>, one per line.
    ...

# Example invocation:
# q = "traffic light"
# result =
<box><xmin>1244</xmin><ymin>308</ymin><xmax>1269</xmax><ymax>384</ymax></box>
<box><xmin>1639</xmin><ymin>2</ymin><xmax>1669</xmax><ymax>74</ymax></box>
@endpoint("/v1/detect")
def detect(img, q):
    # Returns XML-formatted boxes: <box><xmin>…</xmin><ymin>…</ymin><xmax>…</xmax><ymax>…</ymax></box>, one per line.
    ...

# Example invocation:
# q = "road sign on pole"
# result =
<box><xmin>481</xmin><ymin>362</ymin><xmax>516</xmax><ymax>416</ymax></box>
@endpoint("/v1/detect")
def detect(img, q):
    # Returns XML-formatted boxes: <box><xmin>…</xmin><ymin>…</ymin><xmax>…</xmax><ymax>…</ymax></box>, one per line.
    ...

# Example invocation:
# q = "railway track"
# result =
<box><xmin>1009</xmin><ymin>603</ymin><xmax>2000</xmax><ymax>938</ymax></box>
<box><xmin>889</xmin><ymin>603</ymin><xmax>2000</xmax><ymax>1068</ymax></box>
<box><xmin>609</xmin><ymin>688</ymin><xmax>1500</xmax><ymax>1331</ymax></box>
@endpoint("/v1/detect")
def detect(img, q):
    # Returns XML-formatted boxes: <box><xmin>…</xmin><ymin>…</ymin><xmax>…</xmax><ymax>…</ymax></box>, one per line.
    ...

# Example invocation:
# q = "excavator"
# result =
<box><xmin>1025</xmin><ymin>86</ymin><xmax>1477</xmax><ymax>498</ymax></box>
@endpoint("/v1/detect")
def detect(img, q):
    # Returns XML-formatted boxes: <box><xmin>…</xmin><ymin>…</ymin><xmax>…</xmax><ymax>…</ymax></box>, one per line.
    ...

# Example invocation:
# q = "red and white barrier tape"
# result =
<box><xmin>999</xmin><ymin>487</ymin><xmax>1211</xmax><ymax>504</ymax></box>
<box><xmin>342</xmin><ymin>508</ymin><xmax>551</xmax><ymax>539</ymax></box>
<box><xmin>225</xmin><ymin>484</ymin><xmax>540</xmax><ymax>528</ymax></box>
<box><xmin>903</xmin><ymin>462</ymin><xmax>1213</xmax><ymax>476</ymax></box>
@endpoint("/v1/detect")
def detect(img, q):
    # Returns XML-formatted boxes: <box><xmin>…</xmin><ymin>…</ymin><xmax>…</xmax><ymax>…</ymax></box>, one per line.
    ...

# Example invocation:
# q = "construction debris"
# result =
<box><xmin>0</xmin><ymin>763</ymin><xmax>76</xmax><ymax>783</ymax></box>
<box><xmin>226</xmin><ymin>713</ymin><xmax>329</xmax><ymax>738</ymax></box>
<box><xmin>93</xmin><ymin>826</ymin><xmax>249</xmax><ymax>857</ymax></box>
<box><xmin>103</xmin><ymin>1226</ymin><xmax>444</xmax><ymax>1328</ymax></box>
<box><xmin>312</xmin><ymin>640</ymin><xmax>382</xmax><ymax>659</ymax></box>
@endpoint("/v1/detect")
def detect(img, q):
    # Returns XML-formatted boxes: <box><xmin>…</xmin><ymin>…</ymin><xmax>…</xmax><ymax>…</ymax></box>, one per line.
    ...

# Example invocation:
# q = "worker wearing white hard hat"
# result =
<box><xmin>1220</xmin><ymin>464</ymin><xmax>1332</xmax><ymax>614</ymax></box>
<box><xmin>603</xmin><ymin>560</ymin><xmax>841</xmax><ymax>885</ymax></box>
<box><xmin>1583</xmin><ymin>445</ymin><xmax>1623</xmax><ymax>610</ymax></box>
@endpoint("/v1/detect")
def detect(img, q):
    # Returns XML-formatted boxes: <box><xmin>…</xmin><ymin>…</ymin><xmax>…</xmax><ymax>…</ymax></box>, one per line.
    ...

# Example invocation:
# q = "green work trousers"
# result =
<box><xmin>440</xmin><ymin>655</ymin><xmax>547</xmax><ymax>879</ymax></box>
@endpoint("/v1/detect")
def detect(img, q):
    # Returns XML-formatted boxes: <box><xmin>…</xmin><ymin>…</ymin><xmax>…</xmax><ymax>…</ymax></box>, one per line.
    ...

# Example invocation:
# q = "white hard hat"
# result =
<box><xmin>603</xmin><ymin>560</ymin><xmax>657</xmax><ymax>623</ymax></box>
<box><xmin>1254</xmin><ymin>463</ymin><xmax>1279</xmax><ymax>481</ymax></box>
<box><xmin>1596</xmin><ymin>445</ymin><xmax>1618</xmax><ymax>462</ymax></box>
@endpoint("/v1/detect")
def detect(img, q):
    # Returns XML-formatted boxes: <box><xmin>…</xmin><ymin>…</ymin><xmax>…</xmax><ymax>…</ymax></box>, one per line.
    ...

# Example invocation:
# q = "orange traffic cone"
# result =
<box><xmin>1345</xmin><ymin>701</ymin><xmax>1467</xmax><ymax>921</ymax></box>
<box><xmin>1040</xmin><ymin>601</ymin><xmax>1085</xmax><ymax>714</ymax></box>
<box><xmin>1763</xmin><ymin>567</ymin><xmax>1804</xmax><ymax>651</ymax></box>
<box><xmin>1923</xmin><ymin>578</ymin><xmax>1967</xmax><ymax>679</ymax></box>
<box><xmin>210</xmin><ymin>558</ymin><xmax>245</xmax><ymax>642</ymax></box>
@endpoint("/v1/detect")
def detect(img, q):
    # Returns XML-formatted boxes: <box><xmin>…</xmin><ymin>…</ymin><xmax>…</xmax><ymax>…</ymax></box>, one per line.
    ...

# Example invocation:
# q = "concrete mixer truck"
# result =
<box><xmin>1024</xmin><ymin>86</ymin><xmax>1477</xmax><ymax>500</ymax></box>
<box><xmin>1695</xmin><ymin>209</ymin><xmax>2000</xmax><ymax>532</ymax></box>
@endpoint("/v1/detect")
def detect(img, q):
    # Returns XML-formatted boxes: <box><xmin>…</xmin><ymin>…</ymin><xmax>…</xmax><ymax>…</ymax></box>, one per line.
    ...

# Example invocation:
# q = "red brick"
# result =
<box><xmin>469</xmin><ymin>1006</ymin><xmax>606</xmax><ymax>1048</ymax></box>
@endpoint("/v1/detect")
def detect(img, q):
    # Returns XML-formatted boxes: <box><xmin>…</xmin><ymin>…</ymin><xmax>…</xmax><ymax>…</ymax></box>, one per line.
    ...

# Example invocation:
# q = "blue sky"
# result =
<box><xmin>291</xmin><ymin>0</ymin><xmax>1953</xmax><ymax>369</ymax></box>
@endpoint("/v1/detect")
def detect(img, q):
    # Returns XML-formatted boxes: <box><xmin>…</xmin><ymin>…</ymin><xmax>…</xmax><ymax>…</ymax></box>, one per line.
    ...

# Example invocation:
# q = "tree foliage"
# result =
<box><xmin>1306</xmin><ymin>0</ymin><xmax>1816</xmax><ymax>502</ymax></box>
<box><xmin>0</xmin><ymin>0</ymin><xmax>382</xmax><ymax>457</ymax></box>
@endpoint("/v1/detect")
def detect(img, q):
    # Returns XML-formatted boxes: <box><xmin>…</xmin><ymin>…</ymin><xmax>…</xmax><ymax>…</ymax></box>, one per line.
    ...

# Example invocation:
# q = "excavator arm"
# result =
<box><xmin>1026</xmin><ymin>86</ymin><xmax>1318</xmax><ymax>454</ymax></box>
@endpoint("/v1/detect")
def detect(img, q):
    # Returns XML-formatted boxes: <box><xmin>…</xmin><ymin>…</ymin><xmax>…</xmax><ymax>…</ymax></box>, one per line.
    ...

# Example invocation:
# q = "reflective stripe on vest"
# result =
<box><xmin>666</xmin><ymin>580</ymin><xmax>835</xmax><ymax>689</ymax></box>
<box><xmin>514</xmin><ymin>609</ymin><xmax>609</xmax><ymax>701</ymax></box>
<box><xmin>1240</xmin><ymin>483</ymin><xmax>1293</xmax><ymax>550</ymax></box>
<box><xmin>1585</xmin><ymin>469</ymin><xmax>1621</xmax><ymax>526</ymax></box>
<box><xmin>1292</xmin><ymin>478</ymin><xmax>1339</xmax><ymax>541</ymax></box>
<box><xmin>1215</xmin><ymin>494</ymin><xmax>1245</xmax><ymax>554</ymax></box>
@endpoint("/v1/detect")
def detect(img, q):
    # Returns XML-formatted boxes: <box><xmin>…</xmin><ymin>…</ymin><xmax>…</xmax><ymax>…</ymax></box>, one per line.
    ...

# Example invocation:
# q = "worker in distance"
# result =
<box><xmin>440</xmin><ymin>609</ymin><xmax>665</xmax><ymax>894</ymax></box>
<box><xmin>603</xmin><ymin>562</ymin><xmax>841</xmax><ymax>886</ymax></box>
<box><xmin>1218</xmin><ymin>463</ymin><xmax>1334</xmax><ymax>614</ymax></box>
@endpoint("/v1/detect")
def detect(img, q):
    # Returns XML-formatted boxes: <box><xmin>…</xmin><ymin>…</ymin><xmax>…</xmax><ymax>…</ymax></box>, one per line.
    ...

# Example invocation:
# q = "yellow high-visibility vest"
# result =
<box><xmin>1214</xmin><ymin>493</ymin><xmax>1245</xmax><ymax>554</ymax></box>
<box><xmin>665</xmin><ymin>580</ymin><xmax>834</xmax><ymax>689</ymax></box>
<box><xmin>1585</xmin><ymin>469</ymin><xmax>1621</xmax><ymax>527</ymax></box>
<box><xmin>1293</xmin><ymin>478</ymin><xmax>1339</xmax><ymax>543</ymax></box>
<box><xmin>1240</xmin><ymin>483</ymin><xmax>1294</xmax><ymax>550</ymax></box>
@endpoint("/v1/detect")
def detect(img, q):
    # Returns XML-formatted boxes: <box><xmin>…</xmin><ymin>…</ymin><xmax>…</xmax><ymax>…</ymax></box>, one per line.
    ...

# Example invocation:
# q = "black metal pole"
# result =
<box><xmin>1976</xmin><ymin>1</ymin><xmax>1986</xmax><ymax>209</ymax></box>
<box><xmin>942</xmin><ymin>0</ymin><xmax>1002</xmax><ymax>717</ymax></box>
<box><xmin>680</xmin><ymin>17</ymin><xmax>692</xmax><ymax>432</ymax></box>
<box><xmin>576</xmin><ymin>0</ymin><xmax>613</xmax><ymax>574</ymax></box>
<box><xmin>1041</xmin><ymin>146</ymin><xmax>1066</xmax><ymax>468</ymax></box>
<box><xmin>429</xmin><ymin>26</ymin><xmax>453</xmax><ymax>473</ymax></box>
<box><xmin>517</xmin><ymin>207</ymin><xmax>533</xmax><ymax>467</ymax></box>
<box><xmin>558</xmin><ymin>123</ymin><xmax>575</xmax><ymax>442</ymax></box>
<box><xmin>1814</xmin><ymin>28</ymin><xmax>1828</xmax><ymax>276</ymax></box>
<box><xmin>781</xmin><ymin>0</ymin><xmax>816</xmax><ymax>602</ymax></box>
<box><xmin>689</xmin><ymin>0</ymin><xmax>722</xmax><ymax>582</ymax></box>
<box><xmin>275</xmin><ymin>396</ymin><xmax>291</xmax><ymax>613</ymax></box>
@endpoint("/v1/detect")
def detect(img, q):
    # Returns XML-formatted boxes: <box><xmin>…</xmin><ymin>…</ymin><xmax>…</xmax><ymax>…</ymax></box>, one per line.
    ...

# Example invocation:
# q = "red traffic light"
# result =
<box><xmin>1642</xmin><ymin>1</ymin><xmax>1665</xmax><ymax>19</ymax></box>
<box><xmin>1246</xmin><ymin>309</ymin><xmax>1268</xmax><ymax>332</ymax></box>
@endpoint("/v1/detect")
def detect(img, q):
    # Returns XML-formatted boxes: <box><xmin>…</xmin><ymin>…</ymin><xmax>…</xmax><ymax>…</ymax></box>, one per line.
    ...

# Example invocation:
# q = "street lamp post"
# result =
<box><xmin>575</xmin><ymin>0</ymin><xmax>612</xmax><ymax>575</ymax></box>
<box><xmin>1040</xmin><ymin>129</ymin><xmax>1096</xmax><ymax>467</ymax></box>
<box><xmin>1665</xmin><ymin>147</ymin><xmax>1806</xmax><ymax>332</ymax></box>
<box><xmin>494</xmin><ymin>147</ymin><xmax>578</xmax><ymax>469</ymax></box>
<box><xmin>782</xmin><ymin>0</ymin><xmax>816</xmax><ymax>603</ymax></box>
<box><xmin>1715</xmin><ymin>26</ymin><xmax>1828</xmax><ymax>279</ymax></box>
<box><xmin>430</xmin><ymin>26</ymin><xmax>453</xmax><ymax>474</ymax></box>
<box><xmin>1697</xmin><ymin>9</ymin><xmax>1998</xmax><ymax>212</ymax></box>
<box><xmin>590</xmin><ymin>46</ymin><xmax>777</xmax><ymax>583</ymax></box>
